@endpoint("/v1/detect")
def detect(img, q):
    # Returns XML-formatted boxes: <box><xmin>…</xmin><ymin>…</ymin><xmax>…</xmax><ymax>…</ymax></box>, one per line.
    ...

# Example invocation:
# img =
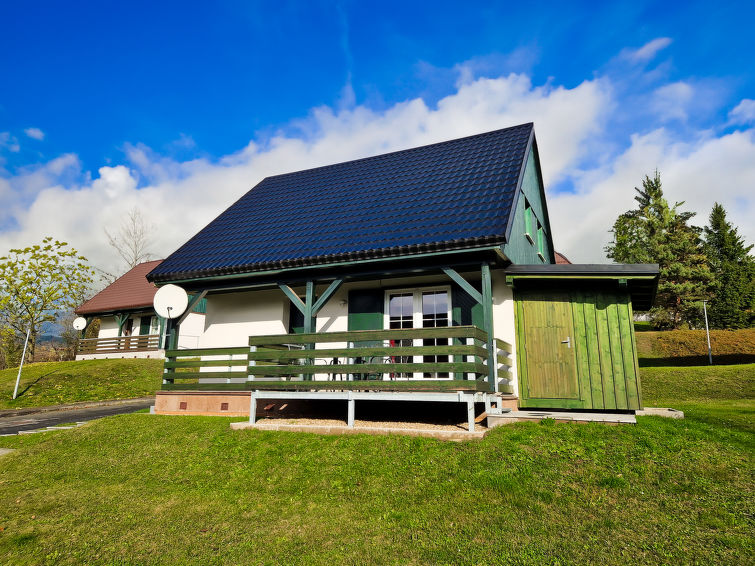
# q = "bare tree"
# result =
<box><xmin>105</xmin><ymin>208</ymin><xmax>155</xmax><ymax>277</ymax></box>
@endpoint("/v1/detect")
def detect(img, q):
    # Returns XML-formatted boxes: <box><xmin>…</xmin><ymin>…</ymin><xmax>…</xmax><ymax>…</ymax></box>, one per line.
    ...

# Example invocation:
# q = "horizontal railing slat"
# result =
<box><xmin>248</xmin><ymin>344</ymin><xmax>487</xmax><ymax>361</ymax></box>
<box><xmin>162</xmin><ymin>380</ymin><xmax>488</xmax><ymax>392</ymax></box>
<box><xmin>247</xmin><ymin>362</ymin><xmax>487</xmax><ymax>376</ymax></box>
<box><xmin>495</xmin><ymin>338</ymin><xmax>513</xmax><ymax>354</ymax></box>
<box><xmin>167</xmin><ymin>371</ymin><xmax>248</xmax><ymax>379</ymax></box>
<box><xmin>248</xmin><ymin>325</ymin><xmax>488</xmax><ymax>346</ymax></box>
<box><xmin>165</xmin><ymin>360</ymin><xmax>250</xmax><ymax>369</ymax></box>
<box><xmin>165</xmin><ymin>347</ymin><xmax>249</xmax><ymax>357</ymax></box>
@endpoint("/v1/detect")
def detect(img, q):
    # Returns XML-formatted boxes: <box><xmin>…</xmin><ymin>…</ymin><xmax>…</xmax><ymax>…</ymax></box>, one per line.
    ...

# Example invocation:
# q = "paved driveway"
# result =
<box><xmin>0</xmin><ymin>400</ymin><xmax>154</xmax><ymax>435</ymax></box>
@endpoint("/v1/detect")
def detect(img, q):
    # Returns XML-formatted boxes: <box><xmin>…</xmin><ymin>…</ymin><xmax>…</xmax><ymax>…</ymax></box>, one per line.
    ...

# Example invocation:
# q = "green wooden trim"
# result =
<box><xmin>617</xmin><ymin>294</ymin><xmax>640</xmax><ymax>410</ymax></box>
<box><xmin>311</xmin><ymin>279</ymin><xmax>343</xmax><ymax>315</ymax></box>
<box><xmin>481</xmin><ymin>263</ymin><xmax>496</xmax><ymax>392</ymax></box>
<box><xmin>506</xmin><ymin>274</ymin><xmax>657</xmax><ymax>281</ymax></box>
<box><xmin>178</xmin><ymin>290</ymin><xmax>207</xmax><ymax>325</ymax></box>
<box><xmin>496</xmin><ymin>353</ymin><xmax>513</xmax><ymax>366</ymax></box>
<box><xmin>594</xmin><ymin>293</ymin><xmax>617</xmax><ymax>410</ymax></box>
<box><xmin>582</xmin><ymin>292</ymin><xmax>605</xmax><ymax>409</ymax></box>
<box><xmin>303</xmin><ymin>280</ymin><xmax>315</xmax><ymax>335</ymax></box>
<box><xmin>248</xmin><ymin>362</ymin><xmax>487</xmax><ymax>376</ymax></box>
<box><xmin>166</xmin><ymin>347</ymin><xmax>248</xmax><ymax>357</ymax></box>
<box><xmin>248</xmin><ymin>326</ymin><xmax>488</xmax><ymax>345</ymax></box>
<box><xmin>161</xmin><ymin>379</ymin><xmax>488</xmax><ymax>392</ymax></box>
<box><xmin>165</xmin><ymin>360</ymin><xmax>250</xmax><ymax>368</ymax></box>
<box><xmin>606</xmin><ymin>298</ymin><xmax>628</xmax><ymax>410</ymax></box>
<box><xmin>279</xmin><ymin>284</ymin><xmax>306</xmax><ymax>314</ymax></box>
<box><xmin>442</xmin><ymin>267</ymin><xmax>482</xmax><ymax>304</ymax></box>
<box><xmin>249</xmin><ymin>344</ymin><xmax>488</xmax><ymax>361</ymax></box>
<box><xmin>516</xmin><ymin>397</ymin><xmax>596</xmax><ymax>410</ymax></box>
<box><xmin>514</xmin><ymin>298</ymin><xmax>527</xmax><ymax>400</ymax></box>
<box><xmin>169</xmin><ymin>371</ymin><xmax>248</xmax><ymax>379</ymax></box>
<box><xmin>155</xmin><ymin>245</ymin><xmax>506</xmax><ymax>286</ymax></box>
<box><xmin>494</xmin><ymin>338</ymin><xmax>512</xmax><ymax>353</ymax></box>
<box><xmin>570</xmin><ymin>290</ymin><xmax>594</xmax><ymax>410</ymax></box>
<box><xmin>628</xmin><ymin>298</ymin><xmax>643</xmax><ymax>409</ymax></box>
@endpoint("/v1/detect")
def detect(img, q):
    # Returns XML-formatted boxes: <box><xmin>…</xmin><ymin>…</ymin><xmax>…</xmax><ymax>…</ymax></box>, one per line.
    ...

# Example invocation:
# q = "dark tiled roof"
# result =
<box><xmin>76</xmin><ymin>260</ymin><xmax>163</xmax><ymax>315</ymax></box>
<box><xmin>149</xmin><ymin>123</ymin><xmax>534</xmax><ymax>282</ymax></box>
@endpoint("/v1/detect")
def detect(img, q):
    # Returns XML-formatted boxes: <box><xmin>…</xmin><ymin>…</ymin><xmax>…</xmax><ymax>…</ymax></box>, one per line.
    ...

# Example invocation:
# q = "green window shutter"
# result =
<box><xmin>537</xmin><ymin>224</ymin><xmax>545</xmax><ymax>261</ymax></box>
<box><xmin>524</xmin><ymin>200</ymin><xmax>532</xmax><ymax>238</ymax></box>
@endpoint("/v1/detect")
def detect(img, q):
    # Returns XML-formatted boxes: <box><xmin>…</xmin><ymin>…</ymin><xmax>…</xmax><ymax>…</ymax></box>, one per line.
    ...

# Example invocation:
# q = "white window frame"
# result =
<box><xmin>383</xmin><ymin>285</ymin><xmax>452</xmax><ymax>379</ymax></box>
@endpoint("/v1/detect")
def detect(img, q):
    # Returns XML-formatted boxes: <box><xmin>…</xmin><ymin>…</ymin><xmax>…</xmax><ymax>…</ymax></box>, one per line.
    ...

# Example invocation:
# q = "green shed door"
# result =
<box><xmin>519</xmin><ymin>292</ymin><xmax>580</xmax><ymax>406</ymax></box>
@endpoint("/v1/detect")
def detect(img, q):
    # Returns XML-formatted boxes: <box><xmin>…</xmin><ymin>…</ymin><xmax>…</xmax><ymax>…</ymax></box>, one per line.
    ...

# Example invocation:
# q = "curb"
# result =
<box><xmin>0</xmin><ymin>397</ymin><xmax>156</xmax><ymax>418</ymax></box>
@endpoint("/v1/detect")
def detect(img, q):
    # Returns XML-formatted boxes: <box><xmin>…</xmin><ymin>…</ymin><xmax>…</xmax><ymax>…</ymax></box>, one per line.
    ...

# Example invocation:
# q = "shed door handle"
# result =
<box><xmin>561</xmin><ymin>336</ymin><xmax>571</xmax><ymax>348</ymax></box>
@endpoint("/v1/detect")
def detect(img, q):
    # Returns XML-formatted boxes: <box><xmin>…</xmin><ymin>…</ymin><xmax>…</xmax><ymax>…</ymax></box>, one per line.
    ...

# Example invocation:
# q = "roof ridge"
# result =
<box><xmin>263</xmin><ymin>122</ymin><xmax>533</xmax><ymax>182</ymax></box>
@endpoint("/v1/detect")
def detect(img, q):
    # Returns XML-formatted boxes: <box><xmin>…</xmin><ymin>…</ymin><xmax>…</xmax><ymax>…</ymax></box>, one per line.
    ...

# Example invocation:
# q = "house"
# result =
<box><xmin>75</xmin><ymin>260</ymin><xmax>206</xmax><ymax>359</ymax></box>
<box><xmin>146</xmin><ymin>123</ymin><xmax>659</xmax><ymax>429</ymax></box>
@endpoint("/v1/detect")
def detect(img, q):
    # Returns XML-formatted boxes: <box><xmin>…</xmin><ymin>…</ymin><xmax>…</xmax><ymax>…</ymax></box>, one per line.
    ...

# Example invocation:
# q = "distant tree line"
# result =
<box><xmin>606</xmin><ymin>171</ymin><xmax>755</xmax><ymax>330</ymax></box>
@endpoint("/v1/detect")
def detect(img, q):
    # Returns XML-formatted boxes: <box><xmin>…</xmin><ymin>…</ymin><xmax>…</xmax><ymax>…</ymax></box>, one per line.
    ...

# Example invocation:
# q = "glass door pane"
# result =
<box><xmin>422</xmin><ymin>291</ymin><xmax>449</xmax><ymax>378</ymax></box>
<box><xmin>388</xmin><ymin>293</ymin><xmax>413</xmax><ymax>378</ymax></box>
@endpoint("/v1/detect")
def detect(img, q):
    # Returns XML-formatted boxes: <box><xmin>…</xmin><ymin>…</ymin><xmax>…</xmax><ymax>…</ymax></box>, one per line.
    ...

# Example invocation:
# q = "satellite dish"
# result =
<box><xmin>153</xmin><ymin>284</ymin><xmax>189</xmax><ymax>319</ymax></box>
<box><xmin>72</xmin><ymin>317</ymin><xmax>88</xmax><ymax>331</ymax></box>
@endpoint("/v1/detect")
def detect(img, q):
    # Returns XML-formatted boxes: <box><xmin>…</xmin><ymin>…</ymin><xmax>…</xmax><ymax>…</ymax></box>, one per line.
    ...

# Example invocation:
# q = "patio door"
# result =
<box><xmin>386</xmin><ymin>288</ymin><xmax>450</xmax><ymax>379</ymax></box>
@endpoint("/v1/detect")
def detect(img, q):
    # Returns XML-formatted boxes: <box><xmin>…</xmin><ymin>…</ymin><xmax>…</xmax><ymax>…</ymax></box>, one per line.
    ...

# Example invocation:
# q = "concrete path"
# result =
<box><xmin>0</xmin><ymin>399</ymin><xmax>154</xmax><ymax>435</ymax></box>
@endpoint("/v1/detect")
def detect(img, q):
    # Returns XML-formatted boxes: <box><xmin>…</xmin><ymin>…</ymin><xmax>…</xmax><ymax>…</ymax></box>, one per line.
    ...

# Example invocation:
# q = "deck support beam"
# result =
<box><xmin>442</xmin><ymin>267</ymin><xmax>483</xmax><ymax>304</ymax></box>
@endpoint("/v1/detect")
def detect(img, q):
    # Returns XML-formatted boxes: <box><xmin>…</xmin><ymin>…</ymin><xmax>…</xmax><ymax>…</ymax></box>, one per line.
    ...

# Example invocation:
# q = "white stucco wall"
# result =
<box><xmin>492</xmin><ymin>271</ymin><xmax>518</xmax><ymax>396</ymax></box>
<box><xmin>177</xmin><ymin>312</ymin><xmax>205</xmax><ymax>350</ymax></box>
<box><xmin>97</xmin><ymin>317</ymin><xmax>119</xmax><ymax>339</ymax></box>
<box><xmin>199</xmin><ymin>290</ymin><xmax>287</xmax><ymax>348</ymax></box>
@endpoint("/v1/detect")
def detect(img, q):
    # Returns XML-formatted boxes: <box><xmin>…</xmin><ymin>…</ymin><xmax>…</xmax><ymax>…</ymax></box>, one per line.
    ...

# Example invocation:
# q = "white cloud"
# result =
<box><xmin>24</xmin><ymin>127</ymin><xmax>45</xmax><ymax>140</ymax></box>
<box><xmin>728</xmin><ymin>99</ymin><xmax>755</xmax><ymax>125</ymax></box>
<box><xmin>0</xmin><ymin>73</ymin><xmax>610</xmax><ymax>274</ymax></box>
<box><xmin>0</xmin><ymin>132</ymin><xmax>20</xmax><ymax>153</ymax></box>
<box><xmin>550</xmin><ymin>128</ymin><xmax>755</xmax><ymax>262</ymax></box>
<box><xmin>651</xmin><ymin>81</ymin><xmax>694</xmax><ymax>122</ymax></box>
<box><xmin>620</xmin><ymin>37</ymin><xmax>672</xmax><ymax>63</ymax></box>
<box><xmin>0</xmin><ymin>59</ymin><xmax>752</xmax><ymax>274</ymax></box>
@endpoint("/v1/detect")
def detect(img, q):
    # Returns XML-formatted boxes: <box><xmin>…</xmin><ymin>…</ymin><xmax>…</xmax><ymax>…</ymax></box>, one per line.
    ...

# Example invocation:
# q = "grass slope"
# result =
<box><xmin>636</xmin><ymin>328</ymin><xmax>755</xmax><ymax>366</ymax></box>
<box><xmin>0</xmin><ymin>359</ymin><xmax>163</xmax><ymax>410</ymax></box>
<box><xmin>0</xmin><ymin>364</ymin><xmax>753</xmax><ymax>564</ymax></box>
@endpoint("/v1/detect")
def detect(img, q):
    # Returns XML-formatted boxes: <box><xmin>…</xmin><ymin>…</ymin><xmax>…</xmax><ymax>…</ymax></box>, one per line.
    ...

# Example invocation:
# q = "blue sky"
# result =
<box><xmin>1</xmin><ymin>0</ymin><xmax>753</xmax><ymax>269</ymax></box>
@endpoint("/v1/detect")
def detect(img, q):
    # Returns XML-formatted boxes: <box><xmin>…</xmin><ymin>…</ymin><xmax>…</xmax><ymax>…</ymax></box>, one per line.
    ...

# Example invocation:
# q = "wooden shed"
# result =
<box><xmin>507</xmin><ymin>264</ymin><xmax>658</xmax><ymax>411</ymax></box>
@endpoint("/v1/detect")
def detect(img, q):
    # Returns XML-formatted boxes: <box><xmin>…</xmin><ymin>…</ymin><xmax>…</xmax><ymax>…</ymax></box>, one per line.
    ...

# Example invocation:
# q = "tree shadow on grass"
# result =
<box><xmin>15</xmin><ymin>370</ymin><xmax>64</xmax><ymax>398</ymax></box>
<box><xmin>638</xmin><ymin>355</ymin><xmax>755</xmax><ymax>367</ymax></box>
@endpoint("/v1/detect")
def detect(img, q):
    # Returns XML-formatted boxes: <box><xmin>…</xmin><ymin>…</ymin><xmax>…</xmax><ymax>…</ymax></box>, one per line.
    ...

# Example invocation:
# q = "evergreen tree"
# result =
<box><xmin>703</xmin><ymin>203</ymin><xmax>755</xmax><ymax>328</ymax></box>
<box><xmin>606</xmin><ymin>171</ymin><xmax>712</xmax><ymax>329</ymax></box>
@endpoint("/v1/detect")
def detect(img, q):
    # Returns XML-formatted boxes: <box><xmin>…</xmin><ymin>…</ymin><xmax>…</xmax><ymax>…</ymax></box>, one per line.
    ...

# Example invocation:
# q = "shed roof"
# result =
<box><xmin>76</xmin><ymin>260</ymin><xmax>163</xmax><ymax>315</ymax></box>
<box><xmin>148</xmin><ymin>123</ymin><xmax>535</xmax><ymax>283</ymax></box>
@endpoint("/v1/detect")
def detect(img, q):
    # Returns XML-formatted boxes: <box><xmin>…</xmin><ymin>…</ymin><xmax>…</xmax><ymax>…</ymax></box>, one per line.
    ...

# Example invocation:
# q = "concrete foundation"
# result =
<box><xmin>155</xmin><ymin>391</ymin><xmax>251</xmax><ymax>416</ymax></box>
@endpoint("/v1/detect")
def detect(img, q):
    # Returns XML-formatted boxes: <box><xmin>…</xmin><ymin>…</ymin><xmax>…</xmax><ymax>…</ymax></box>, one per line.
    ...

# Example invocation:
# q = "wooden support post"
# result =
<box><xmin>249</xmin><ymin>391</ymin><xmax>257</xmax><ymax>424</ymax></box>
<box><xmin>115</xmin><ymin>313</ymin><xmax>129</xmax><ymax>337</ymax></box>
<box><xmin>347</xmin><ymin>392</ymin><xmax>355</xmax><ymax>427</ymax></box>
<box><xmin>467</xmin><ymin>399</ymin><xmax>475</xmax><ymax>432</ymax></box>
<box><xmin>303</xmin><ymin>281</ymin><xmax>315</xmax><ymax>333</ymax></box>
<box><xmin>481</xmin><ymin>263</ymin><xmax>498</xmax><ymax>393</ymax></box>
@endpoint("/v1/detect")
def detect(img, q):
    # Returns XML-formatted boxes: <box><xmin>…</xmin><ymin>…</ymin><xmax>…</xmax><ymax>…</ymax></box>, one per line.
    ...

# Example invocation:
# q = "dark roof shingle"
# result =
<box><xmin>149</xmin><ymin>123</ymin><xmax>533</xmax><ymax>282</ymax></box>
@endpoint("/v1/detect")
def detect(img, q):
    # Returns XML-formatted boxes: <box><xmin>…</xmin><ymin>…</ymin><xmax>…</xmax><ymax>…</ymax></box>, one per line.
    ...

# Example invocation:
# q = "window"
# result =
<box><xmin>524</xmin><ymin>199</ymin><xmax>534</xmax><ymax>244</ymax></box>
<box><xmin>385</xmin><ymin>287</ymin><xmax>451</xmax><ymax>379</ymax></box>
<box><xmin>537</xmin><ymin>223</ymin><xmax>546</xmax><ymax>262</ymax></box>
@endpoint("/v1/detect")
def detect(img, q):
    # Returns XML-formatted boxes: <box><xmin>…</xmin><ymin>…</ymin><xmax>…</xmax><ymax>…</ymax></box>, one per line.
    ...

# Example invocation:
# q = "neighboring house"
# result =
<box><xmin>146</xmin><ymin>123</ymin><xmax>658</xmax><ymax>426</ymax></box>
<box><xmin>75</xmin><ymin>260</ymin><xmax>206</xmax><ymax>360</ymax></box>
<box><xmin>554</xmin><ymin>251</ymin><xmax>572</xmax><ymax>264</ymax></box>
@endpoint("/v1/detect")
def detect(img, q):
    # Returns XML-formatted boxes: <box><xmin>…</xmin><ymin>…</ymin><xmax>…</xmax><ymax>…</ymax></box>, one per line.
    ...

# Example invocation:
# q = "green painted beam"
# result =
<box><xmin>178</xmin><ymin>290</ymin><xmax>207</xmax><ymax>325</ymax></box>
<box><xmin>311</xmin><ymin>278</ymin><xmax>343</xmax><ymax>315</ymax></box>
<box><xmin>442</xmin><ymin>267</ymin><xmax>482</xmax><ymax>304</ymax></box>
<box><xmin>278</xmin><ymin>284</ymin><xmax>306</xmax><ymax>314</ymax></box>
<box><xmin>303</xmin><ymin>280</ymin><xmax>315</xmax><ymax>334</ymax></box>
<box><xmin>481</xmin><ymin>263</ymin><xmax>497</xmax><ymax>392</ymax></box>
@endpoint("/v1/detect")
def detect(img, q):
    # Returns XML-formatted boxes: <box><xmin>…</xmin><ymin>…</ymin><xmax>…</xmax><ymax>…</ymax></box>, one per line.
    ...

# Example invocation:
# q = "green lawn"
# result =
<box><xmin>0</xmin><ymin>359</ymin><xmax>163</xmax><ymax>410</ymax></box>
<box><xmin>0</xmin><ymin>362</ymin><xmax>752</xmax><ymax>564</ymax></box>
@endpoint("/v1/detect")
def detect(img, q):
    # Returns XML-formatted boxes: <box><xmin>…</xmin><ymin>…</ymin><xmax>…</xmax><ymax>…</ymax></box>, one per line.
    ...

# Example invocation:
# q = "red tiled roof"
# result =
<box><xmin>554</xmin><ymin>251</ymin><xmax>572</xmax><ymax>264</ymax></box>
<box><xmin>76</xmin><ymin>260</ymin><xmax>163</xmax><ymax>315</ymax></box>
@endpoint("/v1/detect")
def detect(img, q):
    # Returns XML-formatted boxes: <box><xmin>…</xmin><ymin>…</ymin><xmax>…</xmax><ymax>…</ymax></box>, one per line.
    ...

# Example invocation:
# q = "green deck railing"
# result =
<box><xmin>162</xmin><ymin>326</ymin><xmax>513</xmax><ymax>392</ymax></box>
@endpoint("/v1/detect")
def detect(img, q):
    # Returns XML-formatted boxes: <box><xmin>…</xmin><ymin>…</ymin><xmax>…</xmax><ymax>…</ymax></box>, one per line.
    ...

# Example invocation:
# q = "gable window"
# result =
<box><xmin>537</xmin><ymin>223</ymin><xmax>546</xmax><ymax>262</ymax></box>
<box><xmin>524</xmin><ymin>200</ymin><xmax>535</xmax><ymax>244</ymax></box>
<box><xmin>385</xmin><ymin>287</ymin><xmax>451</xmax><ymax>379</ymax></box>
